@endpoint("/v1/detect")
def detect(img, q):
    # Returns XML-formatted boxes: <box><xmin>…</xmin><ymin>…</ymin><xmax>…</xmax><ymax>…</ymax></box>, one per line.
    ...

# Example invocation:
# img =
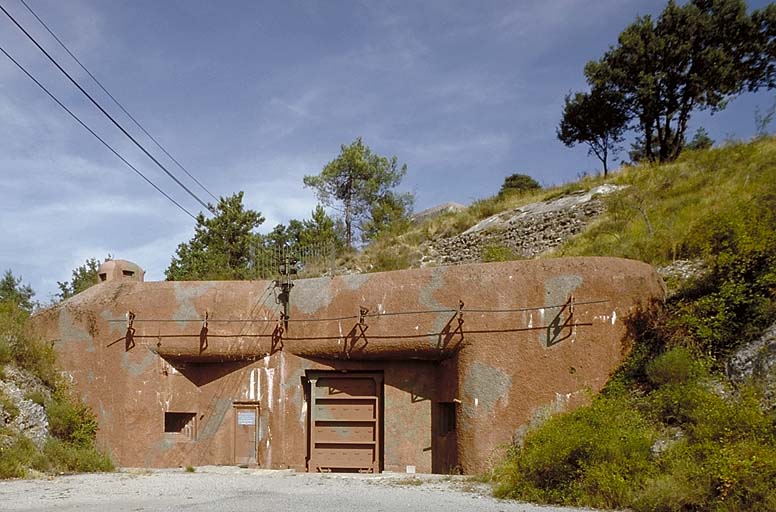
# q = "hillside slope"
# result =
<box><xmin>364</xmin><ymin>137</ymin><xmax>776</xmax><ymax>511</ymax></box>
<box><xmin>363</xmin><ymin>137</ymin><xmax>775</xmax><ymax>274</ymax></box>
<box><xmin>0</xmin><ymin>301</ymin><xmax>113</xmax><ymax>478</ymax></box>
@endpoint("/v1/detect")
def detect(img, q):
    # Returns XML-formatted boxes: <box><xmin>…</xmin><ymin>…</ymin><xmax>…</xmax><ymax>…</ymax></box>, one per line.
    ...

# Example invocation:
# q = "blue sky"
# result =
<box><xmin>0</xmin><ymin>0</ymin><xmax>774</xmax><ymax>302</ymax></box>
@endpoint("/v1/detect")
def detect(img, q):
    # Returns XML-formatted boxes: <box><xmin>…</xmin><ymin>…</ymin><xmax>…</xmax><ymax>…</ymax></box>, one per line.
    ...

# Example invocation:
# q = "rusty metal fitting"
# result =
<box><xmin>359</xmin><ymin>306</ymin><xmax>369</xmax><ymax>325</ymax></box>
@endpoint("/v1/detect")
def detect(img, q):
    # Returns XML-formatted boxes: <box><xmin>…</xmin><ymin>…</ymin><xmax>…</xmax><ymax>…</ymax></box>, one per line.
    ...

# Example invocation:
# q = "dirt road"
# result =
<box><xmin>0</xmin><ymin>467</ymin><xmax>588</xmax><ymax>512</ymax></box>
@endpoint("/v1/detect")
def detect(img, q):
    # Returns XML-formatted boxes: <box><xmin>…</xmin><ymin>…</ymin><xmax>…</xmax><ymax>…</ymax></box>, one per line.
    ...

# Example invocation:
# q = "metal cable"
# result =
<box><xmin>111</xmin><ymin>299</ymin><xmax>608</xmax><ymax>324</ymax></box>
<box><xmin>126</xmin><ymin>322</ymin><xmax>594</xmax><ymax>342</ymax></box>
<box><xmin>0</xmin><ymin>3</ymin><xmax>215</xmax><ymax>215</ymax></box>
<box><xmin>463</xmin><ymin>299</ymin><xmax>609</xmax><ymax>314</ymax></box>
<box><xmin>364</xmin><ymin>309</ymin><xmax>456</xmax><ymax>318</ymax></box>
<box><xmin>0</xmin><ymin>44</ymin><xmax>196</xmax><ymax>220</ymax></box>
<box><xmin>284</xmin><ymin>314</ymin><xmax>359</xmax><ymax>323</ymax></box>
<box><xmin>134</xmin><ymin>333</ymin><xmax>275</xmax><ymax>339</ymax></box>
<box><xmin>18</xmin><ymin>0</ymin><xmax>219</xmax><ymax>202</ymax></box>
<box><xmin>110</xmin><ymin>318</ymin><xmax>278</xmax><ymax>323</ymax></box>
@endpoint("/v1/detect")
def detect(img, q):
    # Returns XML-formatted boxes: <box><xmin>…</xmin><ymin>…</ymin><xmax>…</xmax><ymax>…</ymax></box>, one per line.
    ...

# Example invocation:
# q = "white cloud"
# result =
<box><xmin>0</xmin><ymin>0</ymin><xmax>764</xmax><ymax>302</ymax></box>
<box><xmin>393</xmin><ymin>132</ymin><xmax>511</xmax><ymax>167</ymax></box>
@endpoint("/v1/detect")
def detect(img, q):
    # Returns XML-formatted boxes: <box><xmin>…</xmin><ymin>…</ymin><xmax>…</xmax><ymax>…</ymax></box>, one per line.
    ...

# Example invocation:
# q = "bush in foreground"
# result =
<box><xmin>0</xmin><ymin>298</ymin><xmax>113</xmax><ymax>478</ymax></box>
<box><xmin>494</xmin><ymin>347</ymin><xmax>776</xmax><ymax>511</ymax></box>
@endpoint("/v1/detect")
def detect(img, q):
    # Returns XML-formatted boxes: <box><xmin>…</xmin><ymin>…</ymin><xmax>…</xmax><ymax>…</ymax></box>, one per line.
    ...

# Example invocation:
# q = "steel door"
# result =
<box><xmin>233</xmin><ymin>404</ymin><xmax>258</xmax><ymax>465</ymax></box>
<box><xmin>307</xmin><ymin>372</ymin><xmax>383</xmax><ymax>473</ymax></box>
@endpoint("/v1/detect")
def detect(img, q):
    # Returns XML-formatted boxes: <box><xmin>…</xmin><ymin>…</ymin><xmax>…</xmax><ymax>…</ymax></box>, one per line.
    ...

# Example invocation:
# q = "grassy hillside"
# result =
<box><xmin>365</xmin><ymin>137</ymin><xmax>776</xmax><ymax>510</ymax></box>
<box><xmin>363</xmin><ymin>138</ymin><xmax>775</xmax><ymax>273</ymax></box>
<box><xmin>493</xmin><ymin>139</ymin><xmax>776</xmax><ymax>510</ymax></box>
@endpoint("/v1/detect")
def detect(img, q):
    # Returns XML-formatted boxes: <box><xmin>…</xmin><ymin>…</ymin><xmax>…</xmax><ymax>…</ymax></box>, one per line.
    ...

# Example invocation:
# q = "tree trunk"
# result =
<box><xmin>644</xmin><ymin>121</ymin><xmax>655</xmax><ymax>162</ymax></box>
<box><xmin>344</xmin><ymin>198</ymin><xmax>352</xmax><ymax>249</ymax></box>
<box><xmin>602</xmin><ymin>142</ymin><xmax>609</xmax><ymax>177</ymax></box>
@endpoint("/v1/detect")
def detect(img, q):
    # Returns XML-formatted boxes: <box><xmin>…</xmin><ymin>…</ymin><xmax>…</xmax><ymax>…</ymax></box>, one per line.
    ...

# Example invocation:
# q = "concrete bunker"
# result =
<box><xmin>33</xmin><ymin>257</ymin><xmax>664</xmax><ymax>473</ymax></box>
<box><xmin>96</xmin><ymin>259</ymin><xmax>145</xmax><ymax>283</ymax></box>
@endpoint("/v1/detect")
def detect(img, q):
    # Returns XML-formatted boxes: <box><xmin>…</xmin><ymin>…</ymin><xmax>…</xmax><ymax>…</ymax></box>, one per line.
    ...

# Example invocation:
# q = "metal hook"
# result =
<box><xmin>279</xmin><ymin>311</ymin><xmax>289</xmax><ymax>332</ymax></box>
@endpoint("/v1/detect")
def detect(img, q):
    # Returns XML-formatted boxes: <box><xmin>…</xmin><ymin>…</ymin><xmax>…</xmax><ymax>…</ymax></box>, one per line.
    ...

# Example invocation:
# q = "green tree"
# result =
<box><xmin>685</xmin><ymin>127</ymin><xmax>714</xmax><ymax>151</ymax></box>
<box><xmin>265</xmin><ymin>220</ymin><xmax>305</xmax><ymax>251</ymax></box>
<box><xmin>628</xmin><ymin>137</ymin><xmax>648</xmax><ymax>164</ymax></box>
<box><xmin>0</xmin><ymin>270</ymin><xmax>35</xmax><ymax>313</ymax></box>
<box><xmin>359</xmin><ymin>191</ymin><xmax>413</xmax><ymax>242</ymax></box>
<box><xmin>497</xmin><ymin>173</ymin><xmax>542</xmax><ymax>197</ymax></box>
<box><xmin>165</xmin><ymin>192</ymin><xmax>264</xmax><ymax>281</ymax></box>
<box><xmin>303</xmin><ymin>137</ymin><xmax>411</xmax><ymax>248</ymax></box>
<box><xmin>266</xmin><ymin>206</ymin><xmax>342</xmax><ymax>251</ymax></box>
<box><xmin>300</xmin><ymin>205</ymin><xmax>341</xmax><ymax>249</ymax></box>
<box><xmin>56</xmin><ymin>257</ymin><xmax>104</xmax><ymax>300</ymax></box>
<box><xmin>558</xmin><ymin>88</ymin><xmax>628</xmax><ymax>176</ymax></box>
<box><xmin>583</xmin><ymin>0</ymin><xmax>776</xmax><ymax>163</ymax></box>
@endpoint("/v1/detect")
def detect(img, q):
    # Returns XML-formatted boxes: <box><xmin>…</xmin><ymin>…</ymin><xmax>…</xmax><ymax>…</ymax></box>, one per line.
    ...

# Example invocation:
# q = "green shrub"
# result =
<box><xmin>637</xmin><ymin>436</ymin><xmax>776</xmax><ymax>511</ymax></box>
<box><xmin>634</xmin><ymin>448</ymin><xmax>714</xmax><ymax>512</ymax></box>
<box><xmin>493</xmin><ymin>395</ymin><xmax>657</xmax><ymax>508</ymax></box>
<box><xmin>0</xmin><ymin>337</ymin><xmax>11</xmax><ymax>366</ymax></box>
<box><xmin>0</xmin><ymin>407</ymin><xmax>112</xmax><ymax>478</ymax></box>
<box><xmin>498</xmin><ymin>173</ymin><xmax>541</xmax><ymax>198</ymax></box>
<box><xmin>42</xmin><ymin>438</ymin><xmax>113</xmax><ymax>473</ymax></box>
<box><xmin>645</xmin><ymin>346</ymin><xmax>703</xmax><ymax>387</ymax></box>
<box><xmin>24</xmin><ymin>391</ymin><xmax>45</xmax><ymax>407</ymax></box>
<box><xmin>495</xmin><ymin>377</ymin><xmax>776</xmax><ymax>511</ymax></box>
<box><xmin>47</xmin><ymin>388</ymin><xmax>99</xmax><ymax>447</ymax></box>
<box><xmin>0</xmin><ymin>295</ymin><xmax>113</xmax><ymax>479</ymax></box>
<box><xmin>0</xmin><ymin>301</ymin><xmax>57</xmax><ymax>387</ymax></box>
<box><xmin>481</xmin><ymin>244</ymin><xmax>518</xmax><ymax>263</ymax></box>
<box><xmin>469</xmin><ymin>196</ymin><xmax>504</xmax><ymax>220</ymax></box>
<box><xmin>0</xmin><ymin>436</ymin><xmax>36</xmax><ymax>479</ymax></box>
<box><xmin>668</xmin><ymin>195</ymin><xmax>776</xmax><ymax>360</ymax></box>
<box><xmin>365</xmin><ymin>242</ymin><xmax>419</xmax><ymax>272</ymax></box>
<box><xmin>0</xmin><ymin>389</ymin><xmax>19</xmax><ymax>422</ymax></box>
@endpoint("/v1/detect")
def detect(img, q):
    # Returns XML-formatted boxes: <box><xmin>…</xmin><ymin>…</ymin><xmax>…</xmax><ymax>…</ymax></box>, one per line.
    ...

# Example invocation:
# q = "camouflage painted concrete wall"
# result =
<box><xmin>33</xmin><ymin>257</ymin><xmax>664</xmax><ymax>473</ymax></box>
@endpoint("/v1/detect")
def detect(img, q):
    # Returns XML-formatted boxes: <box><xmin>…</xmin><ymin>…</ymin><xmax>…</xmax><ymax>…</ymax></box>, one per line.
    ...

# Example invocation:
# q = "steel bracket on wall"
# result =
<box><xmin>273</xmin><ymin>254</ymin><xmax>297</xmax><ymax>330</ymax></box>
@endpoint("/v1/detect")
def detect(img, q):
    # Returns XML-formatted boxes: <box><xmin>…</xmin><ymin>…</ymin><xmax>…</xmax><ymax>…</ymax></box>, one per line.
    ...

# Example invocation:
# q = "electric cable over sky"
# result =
<box><xmin>17</xmin><ymin>0</ymin><xmax>219</xmax><ymax>203</ymax></box>
<box><xmin>0</xmin><ymin>44</ymin><xmax>197</xmax><ymax>220</ymax></box>
<box><xmin>0</xmin><ymin>1</ymin><xmax>216</xmax><ymax>215</ymax></box>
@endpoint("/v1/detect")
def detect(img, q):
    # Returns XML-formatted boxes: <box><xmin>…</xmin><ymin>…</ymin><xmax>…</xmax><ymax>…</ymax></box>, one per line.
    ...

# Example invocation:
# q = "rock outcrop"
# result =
<box><xmin>420</xmin><ymin>185</ymin><xmax>625</xmax><ymax>266</ymax></box>
<box><xmin>411</xmin><ymin>202</ymin><xmax>466</xmax><ymax>224</ymax></box>
<box><xmin>727</xmin><ymin>321</ymin><xmax>776</xmax><ymax>410</ymax></box>
<box><xmin>0</xmin><ymin>366</ymin><xmax>50</xmax><ymax>449</ymax></box>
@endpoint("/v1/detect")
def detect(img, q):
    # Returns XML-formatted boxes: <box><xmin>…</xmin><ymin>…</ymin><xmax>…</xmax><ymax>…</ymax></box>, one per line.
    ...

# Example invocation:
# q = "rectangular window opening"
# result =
<box><xmin>165</xmin><ymin>412</ymin><xmax>196</xmax><ymax>440</ymax></box>
<box><xmin>98</xmin><ymin>273</ymin><xmax>107</xmax><ymax>282</ymax></box>
<box><xmin>122</xmin><ymin>270</ymin><xmax>135</xmax><ymax>277</ymax></box>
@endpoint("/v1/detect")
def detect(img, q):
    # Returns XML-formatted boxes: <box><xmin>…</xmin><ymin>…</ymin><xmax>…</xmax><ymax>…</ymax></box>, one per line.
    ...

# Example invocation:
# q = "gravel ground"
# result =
<box><xmin>0</xmin><ymin>467</ymin><xmax>592</xmax><ymax>512</ymax></box>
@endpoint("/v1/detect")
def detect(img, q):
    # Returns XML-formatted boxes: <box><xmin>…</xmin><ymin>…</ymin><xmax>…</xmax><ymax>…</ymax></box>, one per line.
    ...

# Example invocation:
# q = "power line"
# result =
<box><xmin>0</xmin><ymin>2</ymin><xmax>215</xmax><ymax>215</ymax></box>
<box><xmin>18</xmin><ymin>0</ymin><xmax>219</xmax><ymax>202</ymax></box>
<box><xmin>0</xmin><ymin>44</ymin><xmax>197</xmax><ymax>220</ymax></box>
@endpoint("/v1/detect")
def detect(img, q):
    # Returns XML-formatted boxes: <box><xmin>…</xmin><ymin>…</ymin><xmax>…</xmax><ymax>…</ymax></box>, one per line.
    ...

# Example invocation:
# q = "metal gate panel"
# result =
<box><xmin>307</xmin><ymin>373</ymin><xmax>382</xmax><ymax>473</ymax></box>
<box><xmin>233</xmin><ymin>402</ymin><xmax>259</xmax><ymax>466</ymax></box>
